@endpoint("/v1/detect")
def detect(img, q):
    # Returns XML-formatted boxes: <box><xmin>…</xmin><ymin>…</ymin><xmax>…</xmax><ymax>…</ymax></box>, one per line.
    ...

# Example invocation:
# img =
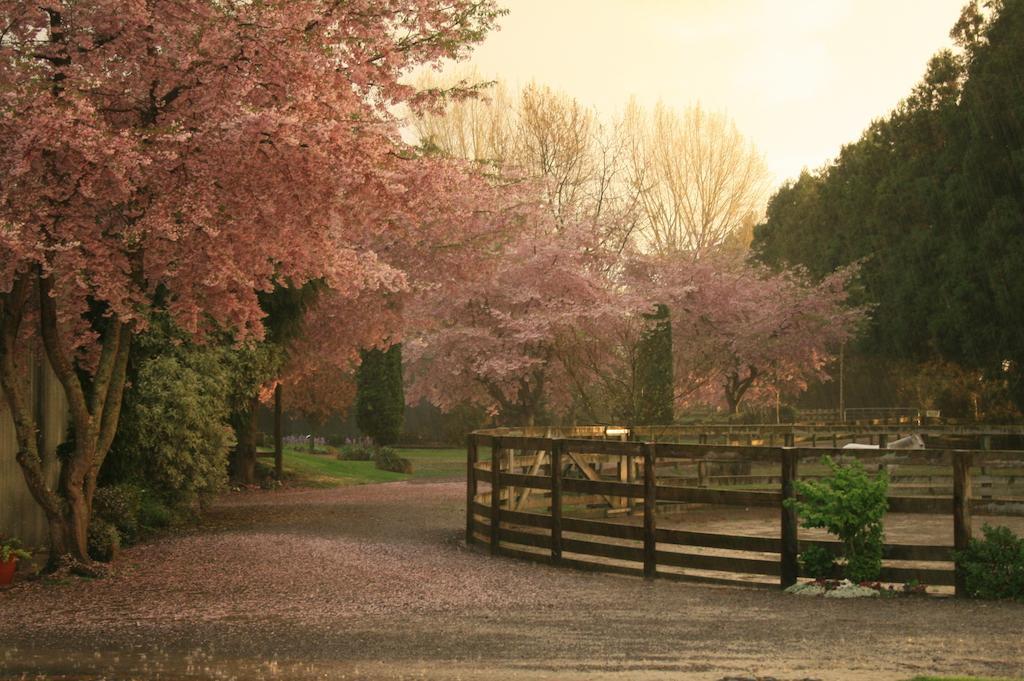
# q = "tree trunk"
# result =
<box><xmin>274</xmin><ymin>383</ymin><xmax>283</xmax><ymax>479</ymax></box>
<box><xmin>723</xmin><ymin>366</ymin><xmax>758</xmax><ymax>417</ymax></box>
<box><xmin>230</xmin><ymin>395</ymin><xmax>260</xmax><ymax>484</ymax></box>
<box><xmin>2</xmin><ymin>270</ymin><xmax>130</xmax><ymax>572</ymax></box>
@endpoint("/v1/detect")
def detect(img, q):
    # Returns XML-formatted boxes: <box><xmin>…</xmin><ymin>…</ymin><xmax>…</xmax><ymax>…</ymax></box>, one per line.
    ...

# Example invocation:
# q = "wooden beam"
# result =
<box><xmin>466</xmin><ymin>434</ymin><xmax>478</xmax><ymax>546</ymax></box>
<box><xmin>566</xmin><ymin>452</ymin><xmax>619</xmax><ymax>506</ymax></box>
<box><xmin>780</xmin><ymin>448</ymin><xmax>799</xmax><ymax>589</ymax></box>
<box><xmin>513</xmin><ymin>448</ymin><xmax>549</xmax><ymax>511</ymax></box>
<box><xmin>551</xmin><ymin>440</ymin><xmax>563</xmax><ymax>563</ymax></box>
<box><xmin>953</xmin><ymin>450</ymin><xmax>973</xmax><ymax>597</ymax></box>
<box><xmin>643</xmin><ymin>443</ymin><xmax>657</xmax><ymax>579</ymax></box>
<box><xmin>490</xmin><ymin>437</ymin><xmax>501</xmax><ymax>555</ymax></box>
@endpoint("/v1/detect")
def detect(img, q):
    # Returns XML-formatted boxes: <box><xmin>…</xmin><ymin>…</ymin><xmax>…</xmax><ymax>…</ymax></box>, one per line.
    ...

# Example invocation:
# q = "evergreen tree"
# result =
<box><xmin>356</xmin><ymin>344</ymin><xmax>405</xmax><ymax>445</ymax></box>
<box><xmin>635</xmin><ymin>304</ymin><xmax>674</xmax><ymax>425</ymax></box>
<box><xmin>752</xmin><ymin>0</ymin><xmax>1024</xmax><ymax>415</ymax></box>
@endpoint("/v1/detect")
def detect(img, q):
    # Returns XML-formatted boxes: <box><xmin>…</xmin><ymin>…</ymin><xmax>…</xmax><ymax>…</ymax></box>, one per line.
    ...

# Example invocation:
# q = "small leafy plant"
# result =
<box><xmin>373</xmin><ymin>447</ymin><xmax>413</xmax><ymax>474</ymax></box>
<box><xmin>87</xmin><ymin>518</ymin><xmax>121</xmax><ymax>563</ymax></box>
<box><xmin>337</xmin><ymin>438</ymin><xmax>376</xmax><ymax>461</ymax></box>
<box><xmin>954</xmin><ymin>524</ymin><xmax>1024</xmax><ymax>601</ymax></box>
<box><xmin>0</xmin><ymin>537</ymin><xmax>32</xmax><ymax>563</ymax></box>
<box><xmin>798</xmin><ymin>544</ymin><xmax>836</xmax><ymax>580</ymax></box>
<box><xmin>784</xmin><ymin>456</ymin><xmax>888</xmax><ymax>583</ymax></box>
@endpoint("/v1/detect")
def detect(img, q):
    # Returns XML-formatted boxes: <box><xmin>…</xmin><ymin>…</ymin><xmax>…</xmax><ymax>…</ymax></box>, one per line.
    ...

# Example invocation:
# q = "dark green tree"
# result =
<box><xmin>228</xmin><ymin>279</ymin><xmax>324</xmax><ymax>483</ymax></box>
<box><xmin>356</xmin><ymin>343</ymin><xmax>405</xmax><ymax>445</ymax></box>
<box><xmin>752</xmin><ymin>0</ymin><xmax>1024</xmax><ymax>416</ymax></box>
<box><xmin>635</xmin><ymin>304</ymin><xmax>674</xmax><ymax>425</ymax></box>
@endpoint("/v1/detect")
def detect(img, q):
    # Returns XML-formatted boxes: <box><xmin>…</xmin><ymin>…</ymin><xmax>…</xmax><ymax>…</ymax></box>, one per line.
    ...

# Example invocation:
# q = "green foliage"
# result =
<box><xmin>799</xmin><ymin>544</ymin><xmax>836</xmax><ymax>580</ymax></box>
<box><xmin>105</xmin><ymin>321</ymin><xmax>236</xmax><ymax>510</ymax></box>
<box><xmin>356</xmin><ymin>344</ymin><xmax>405</xmax><ymax>445</ymax></box>
<box><xmin>955</xmin><ymin>524</ymin><xmax>1024</xmax><ymax>601</ymax></box>
<box><xmin>785</xmin><ymin>456</ymin><xmax>888</xmax><ymax>583</ymax></box>
<box><xmin>87</xmin><ymin>518</ymin><xmax>121</xmax><ymax>563</ymax></box>
<box><xmin>635</xmin><ymin>304</ymin><xmax>674</xmax><ymax>425</ymax></box>
<box><xmin>373</xmin><ymin>447</ymin><xmax>413</xmax><ymax>474</ymax></box>
<box><xmin>752</xmin><ymin>1</ymin><xmax>1024</xmax><ymax>416</ymax></box>
<box><xmin>137</xmin><ymin>496</ymin><xmax>173</xmax><ymax>530</ymax></box>
<box><xmin>0</xmin><ymin>537</ymin><xmax>32</xmax><ymax>563</ymax></box>
<box><xmin>92</xmin><ymin>484</ymin><xmax>143</xmax><ymax>545</ymax></box>
<box><xmin>258</xmin><ymin>279</ymin><xmax>326</xmax><ymax>345</ymax></box>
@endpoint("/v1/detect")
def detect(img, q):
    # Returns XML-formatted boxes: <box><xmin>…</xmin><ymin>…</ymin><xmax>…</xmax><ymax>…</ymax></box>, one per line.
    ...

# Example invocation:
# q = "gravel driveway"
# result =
<box><xmin>1</xmin><ymin>480</ymin><xmax>1022</xmax><ymax>680</ymax></box>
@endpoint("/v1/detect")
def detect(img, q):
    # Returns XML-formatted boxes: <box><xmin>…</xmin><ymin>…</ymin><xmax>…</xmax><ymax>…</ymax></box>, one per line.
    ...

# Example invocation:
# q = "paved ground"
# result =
<box><xmin>1</xmin><ymin>480</ymin><xmax>1022</xmax><ymax>680</ymax></box>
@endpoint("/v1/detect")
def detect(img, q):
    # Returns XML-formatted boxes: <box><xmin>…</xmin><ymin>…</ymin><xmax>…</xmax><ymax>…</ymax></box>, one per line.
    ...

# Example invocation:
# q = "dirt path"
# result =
<box><xmin>1</xmin><ymin>480</ymin><xmax>1022</xmax><ymax>681</ymax></box>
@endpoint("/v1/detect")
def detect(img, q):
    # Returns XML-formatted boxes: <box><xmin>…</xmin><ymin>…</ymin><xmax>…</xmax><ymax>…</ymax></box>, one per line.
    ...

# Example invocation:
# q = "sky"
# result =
<box><xmin>447</xmin><ymin>0</ymin><xmax>967</xmax><ymax>186</ymax></box>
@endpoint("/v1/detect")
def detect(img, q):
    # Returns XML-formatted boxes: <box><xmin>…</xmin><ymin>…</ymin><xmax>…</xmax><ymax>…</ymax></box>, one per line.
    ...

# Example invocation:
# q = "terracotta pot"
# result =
<box><xmin>0</xmin><ymin>557</ymin><xmax>16</xmax><ymax>586</ymax></box>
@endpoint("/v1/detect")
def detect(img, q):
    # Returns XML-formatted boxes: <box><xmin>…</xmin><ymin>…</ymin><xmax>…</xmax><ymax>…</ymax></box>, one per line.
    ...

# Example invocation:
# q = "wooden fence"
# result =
<box><xmin>465</xmin><ymin>428</ymin><xmax>1024</xmax><ymax>597</ymax></box>
<box><xmin>0</xmin><ymin>355</ymin><xmax>68</xmax><ymax>548</ymax></box>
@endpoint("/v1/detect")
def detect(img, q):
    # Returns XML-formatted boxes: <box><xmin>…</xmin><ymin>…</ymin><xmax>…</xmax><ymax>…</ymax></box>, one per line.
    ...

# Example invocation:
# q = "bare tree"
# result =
<box><xmin>621</xmin><ymin>100</ymin><xmax>770</xmax><ymax>256</ymax></box>
<box><xmin>411</xmin><ymin>74</ymin><xmax>637</xmax><ymax>252</ymax></box>
<box><xmin>414</xmin><ymin>70</ymin><xmax>515</xmax><ymax>164</ymax></box>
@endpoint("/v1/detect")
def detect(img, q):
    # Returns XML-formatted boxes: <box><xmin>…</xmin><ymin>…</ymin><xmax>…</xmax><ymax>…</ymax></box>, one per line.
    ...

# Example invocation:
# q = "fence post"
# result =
<box><xmin>780</xmin><ymin>448</ymin><xmax>799</xmax><ymax>589</ymax></box>
<box><xmin>878</xmin><ymin>433</ymin><xmax>888</xmax><ymax>449</ymax></box>
<box><xmin>490</xmin><ymin>436</ymin><xmax>502</xmax><ymax>555</ymax></box>
<box><xmin>783</xmin><ymin>432</ymin><xmax>795</xmax><ymax>448</ymax></box>
<box><xmin>953</xmin><ymin>450</ymin><xmax>973</xmax><ymax>597</ymax></box>
<box><xmin>466</xmin><ymin>434</ymin><xmax>478</xmax><ymax>546</ymax></box>
<box><xmin>551</xmin><ymin>439</ymin><xmax>563</xmax><ymax>563</ymax></box>
<box><xmin>643</xmin><ymin>442</ymin><xmax>657</xmax><ymax>579</ymax></box>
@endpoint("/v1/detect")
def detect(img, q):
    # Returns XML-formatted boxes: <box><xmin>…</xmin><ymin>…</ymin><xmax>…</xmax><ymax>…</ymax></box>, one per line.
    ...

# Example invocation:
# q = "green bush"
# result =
<box><xmin>799</xmin><ymin>544</ymin><xmax>837</xmax><ymax>580</ymax></box>
<box><xmin>107</xmin><ymin>348</ymin><xmax>234</xmax><ymax>509</ymax></box>
<box><xmin>785</xmin><ymin>456</ymin><xmax>888</xmax><ymax>583</ymax></box>
<box><xmin>137</xmin><ymin>495</ymin><xmax>173</xmax><ymax>530</ymax></box>
<box><xmin>955</xmin><ymin>524</ymin><xmax>1024</xmax><ymax>601</ymax></box>
<box><xmin>338</xmin><ymin>440</ymin><xmax>375</xmax><ymax>461</ymax></box>
<box><xmin>87</xmin><ymin>518</ymin><xmax>121</xmax><ymax>563</ymax></box>
<box><xmin>373</xmin><ymin>447</ymin><xmax>413</xmax><ymax>474</ymax></box>
<box><xmin>93</xmin><ymin>484</ymin><xmax>144</xmax><ymax>545</ymax></box>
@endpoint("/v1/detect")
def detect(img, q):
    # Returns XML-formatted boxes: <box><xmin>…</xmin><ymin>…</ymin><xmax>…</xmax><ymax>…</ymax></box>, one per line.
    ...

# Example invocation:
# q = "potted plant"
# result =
<box><xmin>0</xmin><ymin>537</ymin><xmax>32</xmax><ymax>586</ymax></box>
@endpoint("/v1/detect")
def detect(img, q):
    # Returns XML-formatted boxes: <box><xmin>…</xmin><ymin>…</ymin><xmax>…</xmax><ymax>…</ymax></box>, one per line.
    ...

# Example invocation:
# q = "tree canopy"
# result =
<box><xmin>752</xmin><ymin>0</ymin><xmax>1024</xmax><ymax>414</ymax></box>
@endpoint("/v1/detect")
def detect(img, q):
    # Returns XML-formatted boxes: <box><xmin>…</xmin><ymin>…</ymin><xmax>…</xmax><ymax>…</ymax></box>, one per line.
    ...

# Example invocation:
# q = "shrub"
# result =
<box><xmin>338</xmin><ymin>439</ymin><xmax>376</xmax><ymax>461</ymax></box>
<box><xmin>373</xmin><ymin>447</ymin><xmax>413</xmax><ymax>474</ymax></box>
<box><xmin>955</xmin><ymin>524</ymin><xmax>1024</xmax><ymax>601</ymax></box>
<box><xmin>87</xmin><ymin>518</ymin><xmax>121</xmax><ymax>563</ymax></box>
<box><xmin>137</xmin><ymin>495</ymin><xmax>173</xmax><ymax>530</ymax></box>
<box><xmin>93</xmin><ymin>484</ymin><xmax>144</xmax><ymax>545</ymax></box>
<box><xmin>799</xmin><ymin>544</ymin><xmax>836</xmax><ymax>580</ymax></box>
<box><xmin>107</xmin><ymin>350</ymin><xmax>234</xmax><ymax>508</ymax></box>
<box><xmin>784</xmin><ymin>456</ymin><xmax>888</xmax><ymax>583</ymax></box>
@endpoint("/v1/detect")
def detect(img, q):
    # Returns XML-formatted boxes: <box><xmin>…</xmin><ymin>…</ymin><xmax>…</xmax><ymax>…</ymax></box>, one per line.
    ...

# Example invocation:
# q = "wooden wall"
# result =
<box><xmin>0</xmin><ymin>356</ymin><xmax>68</xmax><ymax>548</ymax></box>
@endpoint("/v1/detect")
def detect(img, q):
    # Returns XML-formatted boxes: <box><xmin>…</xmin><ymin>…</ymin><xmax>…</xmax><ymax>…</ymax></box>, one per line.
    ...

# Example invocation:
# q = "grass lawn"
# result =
<box><xmin>257</xmin><ymin>445</ymin><xmax>480</xmax><ymax>487</ymax></box>
<box><xmin>261</xmin><ymin>447</ymin><xmax>406</xmax><ymax>487</ymax></box>
<box><xmin>397</xmin><ymin>447</ymin><xmax>483</xmax><ymax>479</ymax></box>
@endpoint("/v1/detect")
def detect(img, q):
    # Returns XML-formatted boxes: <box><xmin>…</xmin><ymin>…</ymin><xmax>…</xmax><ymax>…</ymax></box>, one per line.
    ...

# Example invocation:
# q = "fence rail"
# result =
<box><xmin>466</xmin><ymin>427</ymin><xmax>1024</xmax><ymax>596</ymax></box>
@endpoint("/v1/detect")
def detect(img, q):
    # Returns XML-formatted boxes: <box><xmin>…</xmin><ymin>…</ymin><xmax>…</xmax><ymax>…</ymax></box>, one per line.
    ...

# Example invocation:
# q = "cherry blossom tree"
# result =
<box><xmin>404</xmin><ymin>219</ymin><xmax>626</xmax><ymax>426</ymax></box>
<box><xmin>641</xmin><ymin>254</ymin><xmax>866</xmax><ymax>415</ymax></box>
<box><xmin>0</xmin><ymin>0</ymin><xmax>502</xmax><ymax>569</ymax></box>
